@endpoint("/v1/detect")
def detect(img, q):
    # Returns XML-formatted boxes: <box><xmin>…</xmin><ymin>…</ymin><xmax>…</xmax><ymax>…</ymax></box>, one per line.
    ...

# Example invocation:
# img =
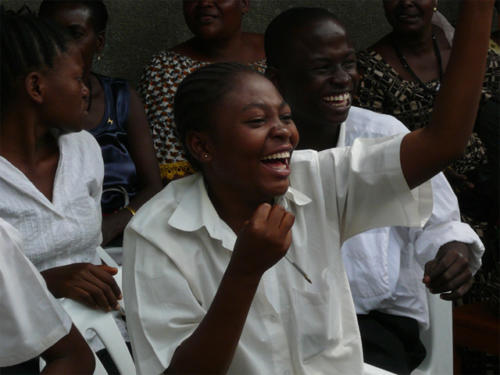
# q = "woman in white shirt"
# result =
<box><xmin>123</xmin><ymin>1</ymin><xmax>494</xmax><ymax>374</ymax></box>
<box><xmin>0</xmin><ymin>11</ymin><xmax>121</xmax><ymax>313</ymax></box>
<box><xmin>0</xmin><ymin>218</ymin><xmax>94</xmax><ymax>374</ymax></box>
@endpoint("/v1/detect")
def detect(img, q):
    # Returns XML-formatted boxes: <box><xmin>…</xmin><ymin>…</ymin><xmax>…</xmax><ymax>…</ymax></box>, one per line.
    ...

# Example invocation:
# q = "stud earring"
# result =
<box><xmin>433</xmin><ymin>6</ymin><xmax>437</xmax><ymax>11</ymax></box>
<box><xmin>203</xmin><ymin>153</ymin><xmax>209</xmax><ymax>159</ymax></box>
<box><xmin>97</xmin><ymin>55</ymin><xmax>102</xmax><ymax>61</ymax></box>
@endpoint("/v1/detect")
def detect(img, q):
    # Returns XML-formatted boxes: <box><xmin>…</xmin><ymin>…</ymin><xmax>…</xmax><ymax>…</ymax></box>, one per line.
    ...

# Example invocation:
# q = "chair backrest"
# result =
<box><xmin>411</xmin><ymin>290</ymin><xmax>453</xmax><ymax>375</ymax></box>
<box><xmin>59</xmin><ymin>298</ymin><xmax>136</xmax><ymax>375</ymax></box>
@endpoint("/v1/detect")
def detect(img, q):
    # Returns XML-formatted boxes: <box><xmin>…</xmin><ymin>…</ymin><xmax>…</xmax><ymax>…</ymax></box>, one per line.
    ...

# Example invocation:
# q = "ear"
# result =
<box><xmin>96</xmin><ymin>31</ymin><xmax>106</xmax><ymax>54</ymax></box>
<box><xmin>186</xmin><ymin>130</ymin><xmax>214</xmax><ymax>165</ymax></box>
<box><xmin>24</xmin><ymin>72</ymin><xmax>45</xmax><ymax>104</ymax></box>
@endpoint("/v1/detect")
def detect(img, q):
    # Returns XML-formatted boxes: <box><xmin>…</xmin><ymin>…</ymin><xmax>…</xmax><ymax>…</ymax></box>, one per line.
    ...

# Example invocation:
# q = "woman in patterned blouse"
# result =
<box><xmin>139</xmin><ymin>0</ymin><xmax>266</xmax><ymax>183</ymax></box>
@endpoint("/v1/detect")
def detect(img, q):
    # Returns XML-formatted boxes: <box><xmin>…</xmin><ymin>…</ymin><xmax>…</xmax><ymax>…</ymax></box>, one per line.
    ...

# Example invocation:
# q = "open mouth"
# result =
<box><xmin>397</xmin><ymin>13</ymin><xmax>420</xmax><ymax>22</ymax></box>
<box><xmin>197</xmin><ymin>14</ymin><xmax>217</xmax><ymax>23</ymax></box>
<box><xmin>322</xmin><ymin>93</ymin><xmax>351</xmax><ymax>109</ymax></box>
<box><xmin>261</xmin><ymin>151</ymin><xmax>291</xmax><ymax>171</ymax></box>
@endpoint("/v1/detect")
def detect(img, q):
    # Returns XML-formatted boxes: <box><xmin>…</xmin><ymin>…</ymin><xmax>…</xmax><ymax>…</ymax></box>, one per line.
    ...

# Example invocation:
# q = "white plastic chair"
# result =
<box><xmin>51</xmin><ymin>247</ymin><xmax>134</xmax><ymax>374</ymax></box>
<box><xmin>411</xmin><ymin>290</ymin><xmax>453</xmax><ymax>375</ymax></box>
<box><xmin>59</xmin><ymin>298</ymin><xmax>135</xmax><ymax>375</ymax></box>
<box><xmin>364</xmin><ymin>362</ymin><xmax>396</xmax><ymax>374</ymax></box>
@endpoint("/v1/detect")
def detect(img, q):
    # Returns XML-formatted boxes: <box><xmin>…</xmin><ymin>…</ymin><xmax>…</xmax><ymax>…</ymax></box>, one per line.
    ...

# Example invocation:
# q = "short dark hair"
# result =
<box><xmin>265</xmin><ymin>7</ymin><xmax>341</xmax><ymax>69</ymax></box>
<box><xmin>39</xmin><ymin>0</ymin><xmax>108</xmax><ymax>33</ymax></box>
<box><xmin>174</xmin><ymin>62</ymin><xmax>262</xmax><ymax>170</ymax></box>
<box><xmin>1</xmin><ymin>6</ymin><xmax>70</xmax><ymax>117</ymax></box>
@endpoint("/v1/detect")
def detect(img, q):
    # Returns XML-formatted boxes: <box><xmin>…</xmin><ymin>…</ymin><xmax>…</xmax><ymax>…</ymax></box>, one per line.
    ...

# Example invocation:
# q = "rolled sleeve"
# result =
<box><xmin>410</xmin><ymin>173</ymin><xmax>484</xmax><ymax>274</ymax></box>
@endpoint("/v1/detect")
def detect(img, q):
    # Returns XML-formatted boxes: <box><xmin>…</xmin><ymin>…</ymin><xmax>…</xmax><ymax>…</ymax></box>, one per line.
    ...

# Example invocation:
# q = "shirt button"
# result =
<box><xmin>270</xmin><ymin>314</ymin><xmax>279</xmax><ymax>322</ymax></box>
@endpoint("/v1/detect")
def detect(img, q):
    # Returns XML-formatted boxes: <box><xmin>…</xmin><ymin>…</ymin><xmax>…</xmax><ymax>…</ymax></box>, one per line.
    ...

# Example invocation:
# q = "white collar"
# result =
<box><xmin>168</xmin><ymin>174</ymin><xmax>312</xmax><ymax>250</ymax></box>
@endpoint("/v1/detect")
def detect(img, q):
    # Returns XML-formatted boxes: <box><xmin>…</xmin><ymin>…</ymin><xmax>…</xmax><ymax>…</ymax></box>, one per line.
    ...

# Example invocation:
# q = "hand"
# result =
<box><xmin>423</xmin><ymin>241</ymin><xmax>473</xmax><ymax>300</ymax></box>
<box><xmin>229</xmin><ymin>204</ymin><xmax>295</xmax><ymax>279</ymax></box>
<box><xmin>41</xmin><ymin>263</ymin><xmax>122</xmax><ymax>312</ymax></box>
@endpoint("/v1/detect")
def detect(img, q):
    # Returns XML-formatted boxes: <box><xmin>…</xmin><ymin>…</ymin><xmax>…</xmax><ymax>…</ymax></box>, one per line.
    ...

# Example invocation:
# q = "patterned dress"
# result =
<box><xmin>355</xmin><ymin>49</ymin><xmax>500</xmax><ymax>176</ymax></box>
<box><xmin>139</xmin><ymin>51</ymin><xmax>266</xmax><ymax>182</ymax></box>
<box><xmin>355</xmin><ymin>49</ymin><xmax>500</xmax><ymax>311</ymax></box>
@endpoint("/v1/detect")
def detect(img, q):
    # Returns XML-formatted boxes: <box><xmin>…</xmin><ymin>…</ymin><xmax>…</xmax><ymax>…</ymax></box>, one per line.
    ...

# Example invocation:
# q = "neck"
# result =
<box><xmin>191</xmin><ymin>32</ymin><xmax>246</xmax><ymax>61</ymax></box>
<box><xmin>391</xmin><ymin>26</ymin><xmax>434</xmax><ymax>55</ymax></box>
<box><xmin>0</xmin><ymin>106</ymin><xmax>53</xmax><ymax>165</ymax></box>
<box><xmin>295</xmin><ymin>117</ymin><xmax>342</xmax><ymax>151</ymax></box>
<box><xmin>204</xmin><ymin>175</ymin><xmax>272</xmax><ymax>234</ymax></box>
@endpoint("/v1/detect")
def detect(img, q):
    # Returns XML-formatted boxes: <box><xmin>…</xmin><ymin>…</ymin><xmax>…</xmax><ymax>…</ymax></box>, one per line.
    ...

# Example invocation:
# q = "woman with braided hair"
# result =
<box><xmin>123</xmin><ymin>2</ymin><xmax>495</xmax><ymax>374</ymax></box>
<box><xmin>0</xmin><ymin>9</ymin><xmax>95</xmax><ymax>375</ymax></box>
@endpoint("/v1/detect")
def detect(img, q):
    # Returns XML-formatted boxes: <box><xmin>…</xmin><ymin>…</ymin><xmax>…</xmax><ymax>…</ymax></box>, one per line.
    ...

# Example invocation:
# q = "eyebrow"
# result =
<box><xmin>241</xmin><ymin>100</ymin><xmax>289</xmax><ymax>112</ymax></box>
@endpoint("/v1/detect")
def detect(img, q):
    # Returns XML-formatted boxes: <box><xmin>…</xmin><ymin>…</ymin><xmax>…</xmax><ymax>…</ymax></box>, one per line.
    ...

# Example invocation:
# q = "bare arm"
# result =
<box><xmin>166</xmin><ymin>204</ymin><xmax>294</xmax><ymax>374</ymax></box>
<box><xmin>41</xmin><ymin>324</ymin><xmax>95</xmax><ymax>375</ymax></box>
<box><xmin>101</xmin><ymin>88</ymin><xmax>162</xmax><ymax>245</ymax></box>
<box><xmin>401</xmin><ymin>0</ymin><xmax>494</xmax><ymax>189</ymax></box>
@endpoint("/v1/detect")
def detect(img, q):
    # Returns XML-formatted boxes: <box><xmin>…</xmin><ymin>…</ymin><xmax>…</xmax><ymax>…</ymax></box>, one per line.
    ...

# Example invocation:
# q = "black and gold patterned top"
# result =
<box><xmin>355</xmin><ymin>49</ymin><xmax>500</xmax><ymax>175</ymax></box>
<box><xmin>138</xmin><ymin>51</ymin><xmax>266</xmax><ymax>182</ymax></box>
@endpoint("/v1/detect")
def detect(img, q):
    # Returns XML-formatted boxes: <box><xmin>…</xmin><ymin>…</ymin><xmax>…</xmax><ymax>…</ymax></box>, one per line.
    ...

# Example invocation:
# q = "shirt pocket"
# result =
<box><xmin>291</xmin><ymin>270</ymin><xmax>339</xmax><ymax>362</ymax></box>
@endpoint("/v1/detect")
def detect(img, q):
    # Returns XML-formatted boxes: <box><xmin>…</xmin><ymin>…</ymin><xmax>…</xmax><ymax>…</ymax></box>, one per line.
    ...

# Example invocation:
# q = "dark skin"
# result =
<box><xmin>42</xmin><ymin>3</ymin><xmax>162</xmax><ymax>245</ymax></box>
<box><xmin>40</xmin><ymin>324</ymin><xmax>95</xmax><ymax>374</ymax></box>
<box><xmin>269</xmin><ymin>17</ymin><xmax>473</xmax><ymax>300</ymax></box>
<box><xmin>0</xmin><ymin>49</ymin><xmax>121</xmax><ymax>312</ymax></box>
<box><xmin>165</xmin><ymin>1</ymin><xmax>493</xmax><ymax>372</ymax></box>
<box><xmin>172</xmin><ymin>0</ymin><xmax>265</xmax><ymax>63</ymax></box>
<box><xmin>374</xmin><ymin>0</ymin><xmax>452</xmax><ymax>84</ymax></box>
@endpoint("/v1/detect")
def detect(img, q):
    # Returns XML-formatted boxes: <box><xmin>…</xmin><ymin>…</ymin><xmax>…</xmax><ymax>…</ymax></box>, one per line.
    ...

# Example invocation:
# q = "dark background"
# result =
<box><xmin>3</xmin><ymin>0</ymin><xmax>466</xmax><ymax>86</ymax></box>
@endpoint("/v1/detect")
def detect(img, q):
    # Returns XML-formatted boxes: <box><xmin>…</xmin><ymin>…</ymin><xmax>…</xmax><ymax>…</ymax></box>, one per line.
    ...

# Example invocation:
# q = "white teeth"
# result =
<box><xmin>323</xmin><ymin>93</ymin><xmax>351</xmax><ymax>102</ymax></box>
<box><xmin>261</xmin><ymin>151</ymin><xmax>290</xmax><ymax>161</ymax></box>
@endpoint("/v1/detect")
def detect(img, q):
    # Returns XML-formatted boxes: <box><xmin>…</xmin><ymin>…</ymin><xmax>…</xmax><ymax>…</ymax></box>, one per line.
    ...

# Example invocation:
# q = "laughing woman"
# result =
<box><xmin>0</xmin><ymin>6</ymin><xmax>123</xmax><ymax>361</ymax></box>
<box><xmin>123</xmin><ymin>1</ymin><xmax>494</xmax><ymax>374</ymax></box>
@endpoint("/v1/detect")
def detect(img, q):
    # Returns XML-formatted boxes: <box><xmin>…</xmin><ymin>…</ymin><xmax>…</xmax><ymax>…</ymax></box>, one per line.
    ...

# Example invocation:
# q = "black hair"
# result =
<box><xmin>1</xmin><ymin>6</ymin><xmax>70</xmax><ymax>117</ymax></box>
<box><xmin>174</xmin><ymin>62</ymin><xmax>262</xmax><ymax>170</ymax></box>
<box><xmin>265</xmin><ymin>7</ymin><xmax>341</xmax><ymax>69</ymax></box>
<box><xmin>39</xmin><ymin>0</ymin><xmax>108</xmax><ymax>33</ymax></box>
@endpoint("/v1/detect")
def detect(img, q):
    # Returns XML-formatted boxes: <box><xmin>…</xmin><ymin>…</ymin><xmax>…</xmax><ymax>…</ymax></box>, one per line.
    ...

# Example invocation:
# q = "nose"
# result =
<box><xmin>270</xmin><ymin>120</ymin><xmax>292</xmax><ymax>140</ymax></box>
<box><xmin>329</xmin><ymin>67</ymin><xmax>351</xmax><ymax>87</ymax></box>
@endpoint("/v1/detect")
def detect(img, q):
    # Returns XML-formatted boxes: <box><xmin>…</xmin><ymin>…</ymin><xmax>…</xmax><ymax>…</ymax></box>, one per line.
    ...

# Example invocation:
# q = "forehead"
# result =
<box><xmin>49</xmin><ymin>3</ymin><xmax>92</xmax><ymax>26</ymax></box>
<box><xmin>218</xmin><ymin>73</ymin><xmax>284</xmax><ymax>110</ymax></box>
<box><xmin>286</xmin><ymin>18</ymin><xmax>353</xmax><ymax>63</ymax></box>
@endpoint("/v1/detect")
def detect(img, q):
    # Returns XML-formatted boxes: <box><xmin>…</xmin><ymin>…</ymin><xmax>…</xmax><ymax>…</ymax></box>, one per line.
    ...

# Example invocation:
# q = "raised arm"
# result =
<box><xmin>401</xmin><ymin>0</ymin><xmax>494</xmax><ymax>189</ymax></box>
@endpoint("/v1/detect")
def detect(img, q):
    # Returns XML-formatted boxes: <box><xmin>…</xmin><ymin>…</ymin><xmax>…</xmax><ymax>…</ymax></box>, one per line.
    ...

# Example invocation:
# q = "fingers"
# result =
<box><xmin>440</xmin><ymin>278</ymin><xmax>474</xmax><ymax>301</ymax></box>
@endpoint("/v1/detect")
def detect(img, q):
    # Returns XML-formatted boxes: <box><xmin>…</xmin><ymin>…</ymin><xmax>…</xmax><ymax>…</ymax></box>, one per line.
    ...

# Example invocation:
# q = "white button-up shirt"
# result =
<box><xmin>0</xmin><ymin>218</ymin><xmax>72</xmax><ymax>367</ymax></box>
<box><xmin>123</xmin><ymin>133</ymin><xmax>432</xmax><ymax>375</ymax></box>
<box><xmin>0</xmin><ymin>130</ymin><xmax>102</xmax><ymax>271</ymax></box>
<box><xmin>339</xmin><ymin>107</ymin><xmax>484</xmax><ymax>328</ymax></box>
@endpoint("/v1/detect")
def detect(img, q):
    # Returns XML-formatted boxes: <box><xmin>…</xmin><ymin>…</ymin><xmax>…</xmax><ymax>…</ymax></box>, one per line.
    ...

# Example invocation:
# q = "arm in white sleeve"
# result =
<box><xmin>409</xmin><ymin>172</ymin><xmax>484</xmax><ymax>274</ymax></box>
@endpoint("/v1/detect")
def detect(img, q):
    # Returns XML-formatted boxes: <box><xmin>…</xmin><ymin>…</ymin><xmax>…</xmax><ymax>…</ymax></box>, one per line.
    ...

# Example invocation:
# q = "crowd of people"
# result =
<box><xmin>0</xmin><ymin>0</ymin><xmax>498</xmax><ymax>374</ymax></box>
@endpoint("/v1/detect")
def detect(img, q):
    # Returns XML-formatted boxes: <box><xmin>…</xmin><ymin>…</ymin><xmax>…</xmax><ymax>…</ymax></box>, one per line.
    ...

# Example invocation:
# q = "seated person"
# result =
<box><xmin>139</xmin><ymin>0</ymin><xmax>266</xmax><ymax>183</ymax></box>
<box><xmin>39</xmin><ymin>0</ymin><xmax>162</xmax><ymax>248</ymax></box>
<box><xmin>0</xmin><ymin>9</ymin><xmax>123</xmax><ymax>358</ymax></box>
<box><xmin>0</xmin><ymin>217</ymin><xmax>94</xmax><ymax>375</ymax></box>
<box><xmin>263</xmin><ymin>7</ymin><xmax>484</xmax><ymax>374</ymax></box>
<box><xmin>123</xmin><ymin>2</ymin><xmax>494</xmax><ymax>373</ymax></box>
